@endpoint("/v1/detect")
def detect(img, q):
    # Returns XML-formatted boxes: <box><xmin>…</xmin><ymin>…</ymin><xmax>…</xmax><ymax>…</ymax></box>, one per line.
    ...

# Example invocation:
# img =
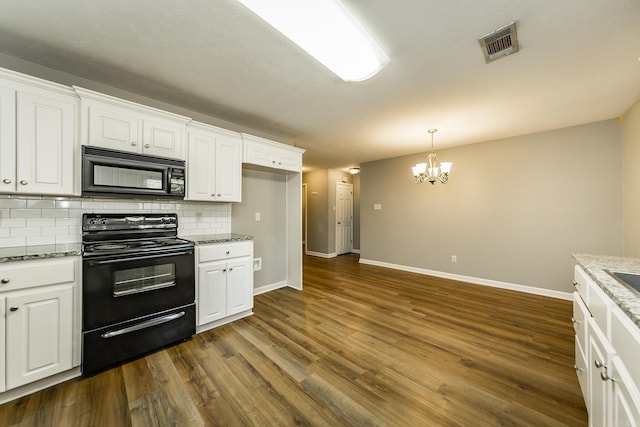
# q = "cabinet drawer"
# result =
<box><xmin>611</xmin><ymin>306</ymin><xmax>640</xmax><ymax>385</ymax></box>
<box><xmin>588</xmin><ymin>278</ymin><xmax>611</xmax><ymax>337</ymax></box>
<box><xmin>198</xmin><ymin>241</ymin><xmax>253</xmax><ymax>263</ymax></box>
<box><xmin>573</xmin><ymin>292</ymin><xmax>589</xmax><ymax>352</ymax></box>
<box><xmin>573</xmin><ymin>265</ymin><xmax>590</xmax><ymax>305</ymax></box>
<box><xmin>0</xmin><ymin>258</ymin><xmax>77</xmax><ymax>292</ymax></box>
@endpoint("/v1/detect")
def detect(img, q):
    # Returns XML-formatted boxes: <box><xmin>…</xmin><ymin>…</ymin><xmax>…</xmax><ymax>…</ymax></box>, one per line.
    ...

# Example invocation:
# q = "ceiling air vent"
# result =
<box><xmin>479</xmin><ymin>22</ymin><xmax>519</xmax><ymax>63</ymax></box>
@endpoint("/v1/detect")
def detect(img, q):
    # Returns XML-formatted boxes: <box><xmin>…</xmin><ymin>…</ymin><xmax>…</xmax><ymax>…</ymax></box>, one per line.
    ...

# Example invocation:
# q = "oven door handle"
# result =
<box><xmin>87</xmin><ymin>250</ymin><xmax>193</xmax><ymax>265</ymax></box>
<box><xmin>101</xmin><ymin>311</ymin><xmax>186</xmax><ymax>339</ymax></box>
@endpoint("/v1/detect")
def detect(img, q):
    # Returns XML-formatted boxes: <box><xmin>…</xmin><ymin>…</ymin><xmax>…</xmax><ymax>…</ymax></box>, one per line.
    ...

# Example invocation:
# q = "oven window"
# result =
<box><xmin>113</xmin><ymin>263</ymin><xmax>176</xmax><ymax>296</ymax></box>
<box><xmin>94</xmin><ymin>165</ymin><xmax>163</xmax><ymax>190</ymax></box>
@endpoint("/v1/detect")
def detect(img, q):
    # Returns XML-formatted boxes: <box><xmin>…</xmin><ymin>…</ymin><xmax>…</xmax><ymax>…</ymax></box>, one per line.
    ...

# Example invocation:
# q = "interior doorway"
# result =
<box><xmin>335</xmin><ymin>181</ymin><xmax>353</xmax><ymax>255</ymax></box>
<box><xmin>302</xmin><ymin>183</ymin><xmax>307</xmax><ymax>253</ymax></box>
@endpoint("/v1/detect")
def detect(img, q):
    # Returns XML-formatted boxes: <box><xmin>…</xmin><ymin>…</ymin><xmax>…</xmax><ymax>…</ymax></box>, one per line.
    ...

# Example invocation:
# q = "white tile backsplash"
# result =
<box><xmin>0</xmin><ymin>195</ymin><xmax>232</xmax><ymax>247</ymax></box>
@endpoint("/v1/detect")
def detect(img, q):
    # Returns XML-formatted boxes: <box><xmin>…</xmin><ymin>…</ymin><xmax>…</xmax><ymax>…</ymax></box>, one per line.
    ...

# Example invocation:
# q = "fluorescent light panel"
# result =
<box><xmin>236</xmin><ymin>0</ymin><xmax>389</xmax><ymax>82</ymax></box>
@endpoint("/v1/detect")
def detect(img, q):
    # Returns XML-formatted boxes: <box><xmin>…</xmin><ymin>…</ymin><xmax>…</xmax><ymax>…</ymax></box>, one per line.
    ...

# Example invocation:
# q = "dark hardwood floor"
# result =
<box><xmin>0</xmin><ymin>253</ymin><xmax>588</xmax><ymax>426</ymax></box>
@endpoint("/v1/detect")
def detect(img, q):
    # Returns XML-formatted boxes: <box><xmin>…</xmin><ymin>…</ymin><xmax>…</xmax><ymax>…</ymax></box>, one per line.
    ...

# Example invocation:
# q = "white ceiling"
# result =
<box><xmin>0</xmin><ymin>0</ymin><xmax>639</xmax><ymax>171</ymax></box>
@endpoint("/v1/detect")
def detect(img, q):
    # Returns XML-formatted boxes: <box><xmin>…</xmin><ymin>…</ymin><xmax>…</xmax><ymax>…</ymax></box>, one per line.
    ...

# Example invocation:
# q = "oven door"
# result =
<box><xmin>82</xmin><ymin>248</ymin><xmax>195</xmax><ymax>331</ymax></box>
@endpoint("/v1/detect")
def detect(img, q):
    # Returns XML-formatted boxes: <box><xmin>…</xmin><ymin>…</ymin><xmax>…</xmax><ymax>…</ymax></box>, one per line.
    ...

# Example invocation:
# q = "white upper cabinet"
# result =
<box><xmin>74</xmin><ymin>87</ymin><xmax>190</xmax><ymax>160</ymax></box>
<box><xmin>0</xmin><ymin>69</ymin><xmax>78</xmax><ymax>196</ymax></box>
<box><xmin>242</xmin><ymin>133</ymin><xmax>304</xmax><ymax>173</ymax></box>
<box><xmin>187</xmin><ymin>122</ymin><xmax>242</xmax><ymax>202</ymax></box>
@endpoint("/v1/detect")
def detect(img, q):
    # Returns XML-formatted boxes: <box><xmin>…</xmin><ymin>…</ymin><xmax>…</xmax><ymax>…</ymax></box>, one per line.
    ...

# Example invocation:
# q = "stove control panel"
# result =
<box><xmin>82</xmin><ymin>213</ymin><xmax>179</xmax><ymax>232</ymax></box>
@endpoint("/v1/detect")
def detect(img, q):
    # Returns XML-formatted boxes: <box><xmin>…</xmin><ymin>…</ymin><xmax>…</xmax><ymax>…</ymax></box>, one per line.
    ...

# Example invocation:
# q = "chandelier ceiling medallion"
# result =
<box><xmin>411</xmin><ymin>129</ymin><xmax>452</xmax><ymax>185</ymax></box>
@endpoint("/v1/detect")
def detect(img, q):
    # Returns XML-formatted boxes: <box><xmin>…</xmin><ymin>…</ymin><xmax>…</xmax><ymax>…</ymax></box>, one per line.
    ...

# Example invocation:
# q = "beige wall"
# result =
<box><xmin>232</xmin><ymin>169</ymin><xmax>287</xmax><ymax>290</ymax></box>
<box><xmin>623</xmin><ymin>100</ymin><xmax>640</xmax><ymax>257</ymax></box>
<box><xmin>361</xmin><ymin>120</ymin><xmax>623</xmax><ymax>293</ymax></box>
<box><xmin>303</xmin><ymin>170</ymin><xmax>329</xmax><ymax>254</ymax></box>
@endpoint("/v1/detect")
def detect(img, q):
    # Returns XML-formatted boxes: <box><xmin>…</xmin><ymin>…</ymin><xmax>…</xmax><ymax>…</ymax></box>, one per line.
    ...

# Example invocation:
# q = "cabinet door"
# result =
<box><xmin>215</xmin><ymin>135</ymin><xmax>242</xmax><ymax>202</ymax></box>
<box><xmin>611</xmin><ymin>357</ymin><xmax>640</xmax><ymax>427</ymax></box>
<box><xmin>244</xmin><ymin>139</ymin><xmax>274</xmax><ymax>168</ymax></box>
<box><xmin>142</xmin><ymin>118</ymin><xmax>184</xmax><ymax>159</ymax></box>
<box><xmin>0</xmin><ymin>295</ymin><xmax>5</xmax><ymax>393</ymax></box>
<box><xmin>16</xmin><ymin>91</ymin><xmax>76</xmax><ymax>195</ymax></box>
<box><xmin>589</xmin><ymin>318</ymin><xmax>613</xmax><ymax>427</ymax></box>
<box><xmin>0</xmin><ymin>85</ymin><xmax>16</xmax><ymax>193</ymax></box>
<box><xmin>226</xmin><ymin>257</ymin><xmax>253</xmax><ymax>316</ymax></box>
<box><xmin>197</xmin><ymin>260</ymin><xmax>227</xmax><ymax>325</ymax></box>
<box><xmin>275</xmin><ymin>147</ymin><xmax>302</xmax><ymax>172</ymax></box>
<box><xmin>6</xmin><ymin>284</ymin><xmax>73</xmax><ymax>390</ymax></box>
<box><xmin>187</xmin><ymin>131</ymin><xmax>217</xmax><ymax>201</ymax></box>
<box><xmin>87</xmin><ymin>104</ymin><xmax>140</xmax><ymax>152</ymax></box>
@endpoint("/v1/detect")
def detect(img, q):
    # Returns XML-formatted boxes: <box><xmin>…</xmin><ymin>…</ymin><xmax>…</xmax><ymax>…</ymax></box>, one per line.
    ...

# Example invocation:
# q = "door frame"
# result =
<box><xmin>335</xmin><ymin>181</ymin><xmax>353</xmax><ymax>255</ymax></box>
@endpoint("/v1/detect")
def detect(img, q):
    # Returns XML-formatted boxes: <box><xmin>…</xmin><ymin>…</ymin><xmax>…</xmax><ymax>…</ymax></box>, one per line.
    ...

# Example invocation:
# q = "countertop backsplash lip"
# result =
<box><xmin>573</xmin><ymin>253</ymin><xmax>640</xmax><ymax>328</ymax></box>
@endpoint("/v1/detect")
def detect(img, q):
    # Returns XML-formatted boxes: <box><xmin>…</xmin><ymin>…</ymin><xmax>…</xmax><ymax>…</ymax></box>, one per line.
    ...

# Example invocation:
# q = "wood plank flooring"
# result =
<box><xmin>0</xmin><ymin>253</ymin><xmax>588</xmax><ymax>426</ymax></box>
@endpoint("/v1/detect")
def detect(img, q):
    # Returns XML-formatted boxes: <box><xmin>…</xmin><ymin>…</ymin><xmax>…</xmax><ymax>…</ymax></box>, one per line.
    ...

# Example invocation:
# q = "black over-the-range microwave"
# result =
<box><xmin>81</xmin><ymin>146</ymin><xmax>186</xmax><ymax>199</ymax></box>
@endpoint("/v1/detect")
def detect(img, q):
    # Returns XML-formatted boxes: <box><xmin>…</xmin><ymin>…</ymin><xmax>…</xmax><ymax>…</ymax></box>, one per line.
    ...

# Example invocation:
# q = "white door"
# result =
<box><xmin>187</xmin><ymin>130</ymin><xmax>216</xmax><ymax>201</ymax></box>
<box><xmin>226</xmin><ymin>257</ymin><xmax>252</xmax><ymax>316</ymax></box>
<box><xmin>336</xmin><ymin>182</ymin><xmax>353</xmax><ymax>255</ymax></box>
<box><xmin>87</xmin><ymin>104</ymin><xmax>140</xmax><ymax>152</ymax></box>
<box><xmin>16</xmin><ymin>91</ymin><xmax>76</xmax><ymax>195</ymax></box>
<box><xmin>0</xmin><ymin>85</ymin><xmax>16</xmax><ymax>193</ymax></box>
<box><xmin>198</xmin><ymin>261</ymin><xmax>227</xmax><ymax>325</ymax></box>
<box><xmin>142</xmin><ymin>118</ymin><xmax>184</xmax><ymax>159</ymax></box>
<box><xmin>214</xmin><ymin>135</ymin><xmax>242</xmax><ymax>202</ymax></box>
<box><xmin>6</xmin><ymin>284</ymin><xmax>73</xmax><ymax>389</ymax></box>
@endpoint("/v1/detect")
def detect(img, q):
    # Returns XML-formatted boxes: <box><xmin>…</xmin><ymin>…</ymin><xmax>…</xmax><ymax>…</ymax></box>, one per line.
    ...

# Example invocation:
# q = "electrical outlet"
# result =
<box><xmin>451</xmin><ymin>255</ymin><xmax>457</xmax><ymax>263</ymax></box>
<box><xmin>255</xmin><ymin>212</ymin><xmax>261</xmax><ymax>221</ymax></box>
<box><xmin>253</xmin><ymin>257</ymin><xmax>262</xmax><ymax>271</ymax></box>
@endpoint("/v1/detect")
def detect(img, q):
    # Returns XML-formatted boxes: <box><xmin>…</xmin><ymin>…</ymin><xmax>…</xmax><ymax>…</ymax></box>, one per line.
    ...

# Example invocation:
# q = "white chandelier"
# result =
<box><xmin>411</xmin><ymin>129</ymin><xmax>452</xmax><ymax>185</ymax></box>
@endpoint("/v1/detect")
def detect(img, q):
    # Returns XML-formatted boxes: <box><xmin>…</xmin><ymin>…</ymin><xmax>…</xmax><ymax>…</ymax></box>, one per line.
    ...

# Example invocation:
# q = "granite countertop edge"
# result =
<box><xmin>182</xmin><ymin>233</ymin><xmax>254</xmax><ymax>245</ymax></box>
<box><xmin>572</xmin><ymin>253</ymin><xmax>640</xmax><ymax>329</ymax></box>
<box><xmin>0</xmin><ymin>243</ymin><xmax>83</xmax><ymax>263</ymax></box>
<box><xmin>0</xmin><ymin>233</ymin><xmax>254</xmax><ymax>263</ymax></box>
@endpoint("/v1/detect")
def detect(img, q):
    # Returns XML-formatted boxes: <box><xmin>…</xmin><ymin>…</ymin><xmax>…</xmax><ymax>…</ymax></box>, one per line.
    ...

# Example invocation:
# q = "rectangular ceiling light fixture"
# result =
<box><xmin>235</xmin><ymin>0</ymin><xmax>389</xmax><ymax>82</ymax></box>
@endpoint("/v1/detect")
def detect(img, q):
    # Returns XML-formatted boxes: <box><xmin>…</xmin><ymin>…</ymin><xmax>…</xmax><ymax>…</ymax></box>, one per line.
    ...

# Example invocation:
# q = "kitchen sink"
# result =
<box><xmin>605</xmin><ymin>270</ymin><xmax>640</xmax><ymax>296</ymax></box>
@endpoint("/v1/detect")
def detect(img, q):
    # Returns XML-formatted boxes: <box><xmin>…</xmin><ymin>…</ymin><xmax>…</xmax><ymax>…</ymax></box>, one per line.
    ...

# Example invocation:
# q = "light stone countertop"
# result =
<box><xmin>0</xmin><ymin>243</ymin><xmax>83</xmax><ymax>263</ymax></box>
<box><xmin>573</xmin><ymin>253</ymin><xmax>640</xmax><ymax>329</ymax></box>
<box><xmin>182</xmin><ymin>233</ymin><xmax>254</xmax><ymax>245</ymax></box>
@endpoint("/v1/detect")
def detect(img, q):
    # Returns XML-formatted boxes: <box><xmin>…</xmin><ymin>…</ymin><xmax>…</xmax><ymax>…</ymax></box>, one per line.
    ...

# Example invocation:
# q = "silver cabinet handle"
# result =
<box><xmin>572</xmin><ymin>281</ymin><xmax>579</xmax><ymax>287</ymax></box>
<box><xmin>131</xmin><ymin>141</ymin><xmax>137</xmax><ymax>146</ymax></box>
<box><xmin>229</xmin><ymin>267</ymin><xmax>233</xmax><ymax>271</ymax></box>
<box><xmin>222</xmin><ymin>268</ymin><xmax>227</xmax><ymax>273</ymax></box>
<box><xmin>571</xmin><ymin>317</ymin><xmax>580</xmax><ymax>324</ymax></box>
<box><xmin>19</xmin><ymin>180</ymin><xmax>28</xmax><ymax>185</ymax></box>
<box><xmin>573</xmin><ymin>364</ymin><xmax>583</xmax><ymax>372</ymax></box>
<box><xmin>1</xmin><ymin>278</ymin><xmax>9</xmax><ymax>284</ymax></box>
<box><xmin>601</xmin><ymin>371</ymin><xmax>613</xmax><ymax>382</ymax></box>
<box><xmin>226</xmin><ymin>251</ymin><xmax>230</xmax><ymax>255</ymax></box>
<box><xmin>2</xmin><ymin>178</ymin><xmax>10</xmax><ymax>184</ymax></box>
<box><xmin>594</xmin><ymin>360</ymin><xmax>605</xmax><ymax>369</ymax></box>
<box><xmin>9</xmin><ymin>306</ymin><xmax>18</xmax><ymax>312</ymax></box>
<box><xmin>144</xmin><ymin>143</ymin><xmax>150</xmax><ymax>148</ymax></box>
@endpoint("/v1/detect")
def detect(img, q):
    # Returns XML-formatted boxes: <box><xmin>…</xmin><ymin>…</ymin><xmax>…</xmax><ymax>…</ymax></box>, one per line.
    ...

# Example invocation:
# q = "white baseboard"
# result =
<box><xmin>358</xmin><ymin>258</ymin><xmax>572</xmax><ymax>301</ymax></box>
<box><xmin>196</xmin><ymin>310</ymin><xmax>253</xmax><ymax>334</ymax></box>
<box><xmin>0</xmin><ymin>367</ymin><xmax>81</xmax><ymax>405</ymax></box>
<box><xmin>254</xmin><ymin>280</ymin><xmax>289</xmax><ymax>295</ymax></box>
<box><xmin>305</xmin><ymin>251</ymin><xmax>337</xmax><ymax>258</ymax></box>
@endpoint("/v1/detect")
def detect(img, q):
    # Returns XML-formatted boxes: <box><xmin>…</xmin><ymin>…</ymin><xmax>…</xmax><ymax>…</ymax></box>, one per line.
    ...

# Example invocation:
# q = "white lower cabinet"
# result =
<box><xmin>573</xmin><ymin>265</ymin><xmax>640</xmax><ymax>426</ymax></box>
<box><xmin>6</xmin><ymin>284</ymin><xmax>73</xmax><ymax>389</ymax></box>
<box><xmin>196</xmin><ymin>241</ymin><xmax>254</xmax><ymax>332</ymax></box>
<box><xmin>0</xmin><ymin>257</ymin><xmax>81</xmax><ymax>398</ymax></box>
